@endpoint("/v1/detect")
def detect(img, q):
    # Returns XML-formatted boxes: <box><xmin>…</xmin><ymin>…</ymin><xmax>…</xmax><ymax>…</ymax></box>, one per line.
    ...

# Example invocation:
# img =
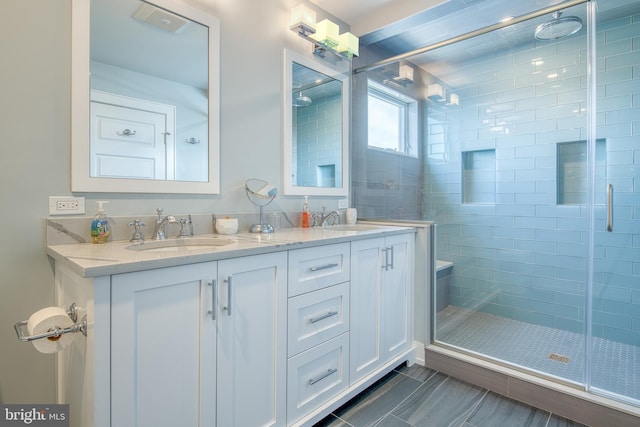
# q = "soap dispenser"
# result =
<box><xmin>91</xmin><ymin>201</ymin><xmax>111</xmax><ymax>244</ymax></box>
<box><xmin>301</xmin><ymin>196</ymin><xmax>310</xmax><ymax>228</ymax></box>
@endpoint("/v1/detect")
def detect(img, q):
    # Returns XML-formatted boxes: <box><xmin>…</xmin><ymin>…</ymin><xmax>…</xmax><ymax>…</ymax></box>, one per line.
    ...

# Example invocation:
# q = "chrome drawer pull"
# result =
<box><xmin>310</xmin><ymin>263</ymin><xmax>339</xmax><ymax>272</ymax></box>
<box><xmin>381</xmin><ymin>248</ymin><xmax>389</xmax><ymax>271</ymax></box>
<box><xmin>223</xmin><ymin>276</ymin><xmax>232</xmax><ymax>316</ymax></box>
<box><xmin>207</xmin><ymin>280</ymin><xmax>217</xmax><ymax>320</ymax></box>
<box><xmin>308</xmin><ymin>368</ymin><xmax>338</xmax><ymax>385</ymax></box>
<box><xmin>308</xmin><ymin>311</ymin><xmax>338</xmax><ymax>324</ymax></box>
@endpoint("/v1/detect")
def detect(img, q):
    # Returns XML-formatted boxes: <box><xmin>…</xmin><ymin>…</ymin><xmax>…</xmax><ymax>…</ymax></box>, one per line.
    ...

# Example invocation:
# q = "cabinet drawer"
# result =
<box><xmin>287</xmin><ymin>333</ymin><xmax>349</xmax><ymax>424</ymax></box>
<box><xmin>288</xmin><ymin>243</ymin><xmax>350</xmax><ymax>296</ymax></box>
<box><xmin>288</xmin><ymin>282</ymin><xmax>349</xmax><ymax>356</ymax></box>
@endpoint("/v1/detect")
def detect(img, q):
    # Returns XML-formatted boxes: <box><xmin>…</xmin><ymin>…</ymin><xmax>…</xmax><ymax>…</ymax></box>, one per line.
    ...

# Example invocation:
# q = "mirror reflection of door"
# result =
<box><xmin>90</xmin><ymin>91</ymin><xmax>176</xmax><ymax>180</ymax></box>
<box><xmin>291</xmin><ymin>62</ymin><xmax>343</xmax><ymax>188</ymax></box>
<box><xmin>90</xmin><ymin>0</ymin><xmax>208</xmax><ymax>182</ymax></box>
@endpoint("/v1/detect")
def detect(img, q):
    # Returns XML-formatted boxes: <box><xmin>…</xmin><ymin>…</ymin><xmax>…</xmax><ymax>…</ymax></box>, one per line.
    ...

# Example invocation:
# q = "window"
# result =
<box><xmin>367</xmin><ymin>80</ymin><xmax>417</xmax><ymax>157</ymax></box>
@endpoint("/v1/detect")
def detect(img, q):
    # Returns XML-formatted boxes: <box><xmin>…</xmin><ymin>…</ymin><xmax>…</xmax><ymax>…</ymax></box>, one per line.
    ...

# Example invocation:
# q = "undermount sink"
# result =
<box><xmin>125</xmin><ymin>237</ymin><xmax>234</xmax><ymax>252</ymax></box>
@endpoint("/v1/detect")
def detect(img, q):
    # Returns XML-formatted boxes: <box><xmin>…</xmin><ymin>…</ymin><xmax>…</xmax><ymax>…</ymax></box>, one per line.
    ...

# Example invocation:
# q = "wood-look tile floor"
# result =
<box><xmin>314</xmin><ymin>364</ymin><xmax>588</xmax><ymax>427</ymax></box>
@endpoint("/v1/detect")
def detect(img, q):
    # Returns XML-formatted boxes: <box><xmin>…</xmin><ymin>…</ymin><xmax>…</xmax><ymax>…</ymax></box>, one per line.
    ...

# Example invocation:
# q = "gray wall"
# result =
<box><xmin>0</xmin><ymin>0</ymin><xmax>347</xmax><ymax>403</ymax></box>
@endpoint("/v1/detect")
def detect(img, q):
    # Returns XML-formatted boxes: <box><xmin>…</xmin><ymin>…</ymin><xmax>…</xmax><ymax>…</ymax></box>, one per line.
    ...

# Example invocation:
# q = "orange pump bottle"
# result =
<box><xmin>302</xmin><ymin>196</ymin><xmax>310</xmax><ymax>228</ymax></box>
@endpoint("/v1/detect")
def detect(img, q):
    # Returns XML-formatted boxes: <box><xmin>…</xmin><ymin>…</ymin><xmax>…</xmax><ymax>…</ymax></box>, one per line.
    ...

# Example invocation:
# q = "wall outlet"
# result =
<box><xmin>49</xmin><ymin>196</ymin><xmax>86</xmax><ymax>215</ymax></box>
<box><xmin>337</xmin><ymin>199</ymin><xmax>349</xmax><ymax>209</ymax></box>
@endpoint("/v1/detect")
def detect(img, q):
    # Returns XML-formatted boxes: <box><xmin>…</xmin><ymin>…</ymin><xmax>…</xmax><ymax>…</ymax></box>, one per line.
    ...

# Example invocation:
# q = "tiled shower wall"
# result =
<box><xmin>425</xmin><ymin>14</ymin><xmax>640</xmax><ymax>345</ymax></box>
<box><xmin>294</xmin><ymin>94</ymin><xmax>343</xmax><ymax>187</ymax></box>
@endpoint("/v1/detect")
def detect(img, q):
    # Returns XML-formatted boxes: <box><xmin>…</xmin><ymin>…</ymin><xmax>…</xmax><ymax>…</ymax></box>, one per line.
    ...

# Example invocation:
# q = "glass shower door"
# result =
<box><xmin>351</xmin><ymin>0</ymin><xmax>640</xmax><ymax>406</ymax></box>
<box><xmin>589</xmin><ymin>1</ymin><xmax>640</xmax><ymax>403</ymax></box>
<box><xmin>427</xmin><ymin>2</ymin><xmax>593</xmax><ymax>387</ymax></box>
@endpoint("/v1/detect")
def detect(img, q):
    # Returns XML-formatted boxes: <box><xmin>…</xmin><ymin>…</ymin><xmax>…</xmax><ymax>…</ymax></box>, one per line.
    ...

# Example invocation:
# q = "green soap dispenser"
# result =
<box><xmin>90</xmin><ymin>201</ymin><xmax>111</xmax><ymax>244</ymax></box>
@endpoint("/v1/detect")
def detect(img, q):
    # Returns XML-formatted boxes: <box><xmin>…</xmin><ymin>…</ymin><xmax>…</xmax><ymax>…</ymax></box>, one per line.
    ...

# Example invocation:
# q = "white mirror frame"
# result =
<box><xmin>71</xmin><ymin>0</ymin><xmax>220</xmax><ymax>194</ymax></box>
<box><xmin>283</xmin><ymin>50</ymin><xmax>350</xmax><ymax>197</ymax></box>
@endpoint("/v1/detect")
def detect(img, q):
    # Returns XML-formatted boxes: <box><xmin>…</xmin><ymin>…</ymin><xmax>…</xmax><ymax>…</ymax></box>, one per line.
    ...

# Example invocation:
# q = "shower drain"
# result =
<box><xmin>549</xmin><ymin>353</ymin><xmax>570</xmax><ymax>363</ymax></box>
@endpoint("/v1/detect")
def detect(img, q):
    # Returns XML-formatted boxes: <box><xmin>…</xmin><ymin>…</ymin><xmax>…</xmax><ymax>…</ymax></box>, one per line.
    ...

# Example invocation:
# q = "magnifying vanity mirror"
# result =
<box><xmin>283</xmin><ymin>50</ymin><xmax>350</xmax><ymax>196</ymax></box>
<box><xmin>71</xmin><ymin>0</ymin><xmax>220</xmax><ymax>193</ymax></box>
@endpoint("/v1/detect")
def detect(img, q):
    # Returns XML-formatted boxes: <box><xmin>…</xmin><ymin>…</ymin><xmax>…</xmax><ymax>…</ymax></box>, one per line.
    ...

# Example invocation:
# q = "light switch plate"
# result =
<box><xmin>49</xmin><ymin>196</ymin><xmax>86</xmax><ymax>215</ymax></box>
<box><xmin>337</xmin><ymin>199</ymin><xmax>349</xmax><ymax>209</ymax></box>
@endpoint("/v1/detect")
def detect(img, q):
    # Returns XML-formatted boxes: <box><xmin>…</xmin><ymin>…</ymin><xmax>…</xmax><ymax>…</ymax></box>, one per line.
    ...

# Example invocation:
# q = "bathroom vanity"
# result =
<box><xmin>46</xmin><ymin>224</ymin><xmax>416</xmax><ymax>427</ymax></box>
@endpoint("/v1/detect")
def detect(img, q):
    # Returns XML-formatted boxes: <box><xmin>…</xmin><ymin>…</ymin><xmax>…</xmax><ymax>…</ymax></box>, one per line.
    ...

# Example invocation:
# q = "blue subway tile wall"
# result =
<box><xmin>294</xmin><ymin>93</ymin><xmax>342</xmax><ymax>187</ymax></box>
<box><xmin>428</xmin><ymin>12</ymin><xmax>640</xmax><ymax>346</ymax></box>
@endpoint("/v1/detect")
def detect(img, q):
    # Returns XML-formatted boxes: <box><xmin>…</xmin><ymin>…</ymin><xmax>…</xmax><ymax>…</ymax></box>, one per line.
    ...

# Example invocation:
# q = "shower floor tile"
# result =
<box><xmin>436</xmin><ymin>305</ymin><xmax>640</xmax><ymax>403</ymax></box>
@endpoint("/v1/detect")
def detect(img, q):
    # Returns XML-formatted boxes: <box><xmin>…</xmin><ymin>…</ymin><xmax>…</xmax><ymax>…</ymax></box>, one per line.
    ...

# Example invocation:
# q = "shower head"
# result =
<box><xmin>293</xmin><ymin>91</ymin><xmax>312</xmax><ymax>107</ymax></box>
<box><xmin>535</xmin><ymin>12</ymin><xmax>583</xmax><ymax>40</ymax></box>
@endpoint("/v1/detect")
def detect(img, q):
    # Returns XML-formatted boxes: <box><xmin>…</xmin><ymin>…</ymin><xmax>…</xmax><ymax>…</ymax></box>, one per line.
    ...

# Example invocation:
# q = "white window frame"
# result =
<box><xmin>367</xmin><ymin>80</ymin><xmax>417</xmax><ymax>157</ymax></box>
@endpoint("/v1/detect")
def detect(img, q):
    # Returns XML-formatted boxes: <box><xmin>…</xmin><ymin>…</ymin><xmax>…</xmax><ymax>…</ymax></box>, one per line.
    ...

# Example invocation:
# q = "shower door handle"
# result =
<box><xmin>607</xmin><ymin>184</ymin><xmax>613</xmax><ymax>232</ymax></box>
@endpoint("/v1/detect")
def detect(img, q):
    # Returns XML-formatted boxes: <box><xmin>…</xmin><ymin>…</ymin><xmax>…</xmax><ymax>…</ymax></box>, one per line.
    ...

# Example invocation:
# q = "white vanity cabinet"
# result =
<box><xmin>350</xmin><ymin>233</ymin><xmax>414</xmax><ymax>385</ymax></box>
<box><xmin>111</xmin><ymin>262</ymin><xmax>217</xmax><ymax>427</ymax></box>
<box><xmin>110</xmin><ymin>251</ymin><xmax>287</xmax><ymax>427</ymax></box>
<box><xmin>50</xmin><ymin>226</ymin><xmax>417</xmax><ymax>427</ymax></box>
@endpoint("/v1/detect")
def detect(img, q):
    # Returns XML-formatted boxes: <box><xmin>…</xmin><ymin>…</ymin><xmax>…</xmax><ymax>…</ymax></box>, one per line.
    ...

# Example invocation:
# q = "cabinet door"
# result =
<box><xmin>349</xmin><ymin>237</ymin><xmax>384</xmax><ymax>384</ymax></box>
<box><xmin>217</xmin><ymin>252</ymin><xmax>287</xmax><ymax>427</ymax></box>
<box><xmin>350</xmin><ymin>234</ymin><xmax>414</xmax><ymax>385</ymax></box>
<box><xmin>381</xmin><ymin>233</ymin><xmax>413</xmax><ymax>361</ymax></box>
<box><xmin>111</xmin><ymin>262</ymin><xmax>217</xmax><ymax>427</ymax></box>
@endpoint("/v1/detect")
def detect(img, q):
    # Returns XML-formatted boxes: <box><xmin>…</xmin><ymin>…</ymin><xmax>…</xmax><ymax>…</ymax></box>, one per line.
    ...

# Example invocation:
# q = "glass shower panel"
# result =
<box><xmin>352</xmin><ymin>0</ymin><xmax>640</xmax><ymax>408</ymax></box>
<box><xmin>426</xmin><ymin>3</ymin><xmax>591</xmax><ymax>385</ymax></box>
<box><xmin>589</xmin><ymin>2</ymin><xmax>640</xmax><ymax>404</ymax></box>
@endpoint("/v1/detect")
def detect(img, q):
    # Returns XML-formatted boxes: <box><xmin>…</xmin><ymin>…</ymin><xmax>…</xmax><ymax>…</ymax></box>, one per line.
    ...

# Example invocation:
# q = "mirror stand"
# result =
<box><xmin>245</xmin><ymin>179</ymin><xmax>278</xmax><ymax>233</ymax></box>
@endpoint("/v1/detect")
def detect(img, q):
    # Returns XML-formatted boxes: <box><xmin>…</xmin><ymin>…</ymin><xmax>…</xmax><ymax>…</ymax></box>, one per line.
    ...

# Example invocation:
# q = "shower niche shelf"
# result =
<box><xmin>462</xmin><ymin>149</ymin><xmax>496</xmax><ymax>204</ymax></box>
<box><xmin>556</xmin><ymin>139</ymin><xmax>606</xmax><ymax>205</ymax></box>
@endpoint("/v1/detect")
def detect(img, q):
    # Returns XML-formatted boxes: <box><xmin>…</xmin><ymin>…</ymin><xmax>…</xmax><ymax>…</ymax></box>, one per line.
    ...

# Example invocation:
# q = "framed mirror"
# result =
<box><xmin>283</xmin><ymin>50</ymin><xmax>350</xmax><ymax>196</ymax></box>
<box><xmin>71</xmin><ymin>0</ymin><xmax>220</xmax><ymax>193</ymax></box>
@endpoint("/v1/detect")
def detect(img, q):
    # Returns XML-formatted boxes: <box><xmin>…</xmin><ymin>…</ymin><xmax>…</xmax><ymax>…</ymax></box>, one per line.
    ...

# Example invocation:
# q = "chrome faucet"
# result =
<box><xmin>128</xmin><ymin>219</ymin><xmax>146</xmax><ymax>244</ymax></box>
<box><xmin>176</xmin><ymin>216</ymin><xmax>194</xmax><ymax>238</ymax></box>
<box><xmin>312</xmin><ymin>207</ymin><xmax>340</xmax><ymax>227</ymax></box>
<box><xmin>153</xmin><ymin>208</ymin><xmax>177</xmax><ymax>240</ymax></box>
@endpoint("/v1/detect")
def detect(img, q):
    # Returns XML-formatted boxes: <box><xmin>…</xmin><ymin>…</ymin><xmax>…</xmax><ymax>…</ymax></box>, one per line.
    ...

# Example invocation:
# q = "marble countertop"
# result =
<box><xmin>46</xmin><ymin>224</ymin><xmax>415</xmax><ymax>278</ymax></box>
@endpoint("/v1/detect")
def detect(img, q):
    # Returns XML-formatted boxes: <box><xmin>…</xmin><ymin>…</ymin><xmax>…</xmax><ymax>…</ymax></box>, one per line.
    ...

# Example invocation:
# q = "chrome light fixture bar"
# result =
<box><xmin>289</xmin><ymin>4</ymin><xmax>359</xmax><ymax>60</ymax></box>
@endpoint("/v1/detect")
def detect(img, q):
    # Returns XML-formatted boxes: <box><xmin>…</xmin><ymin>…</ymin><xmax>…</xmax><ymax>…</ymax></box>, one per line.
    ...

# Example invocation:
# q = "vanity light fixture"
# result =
<box><xmin>337</xmin><ymin>31</ymin><xmax>359</xmax><ymax>57</ymax></box>
<box><xmin>427</xmin><ymin>83</ymin><xmax>460</xmax><ymax>106</ymax></box>
<box><xmin>427</xmin><ymin>83</ymin><xmax>446</xmax><ymax>102</ymax></box>
<box><xmin>383</xmin><ymin>64</ymin><xmax>414</xmax><ymax>87</ymax></box>
<box><xmin>289</xmin><ymin>4</ymin><xmax>316</xmax><ymax>34</ymax></box>
<box><xmin>393</xmin><ymin>64</ymin><xmax>414</xmax><ymax>86</ymax></box>
<box><xmin>447</xmin><ymin>93</ymin><xmax>460</xmax><ymax>107</ymax></box>
<box><xmin>313</xmin><ymin>19</ymin><xmax>339</xmax><ymax>48</ymax></box>
<box><xmin>289</xmin><ymin>4</ymin><xmax>359</xmax><ymax>60</ymax></box>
